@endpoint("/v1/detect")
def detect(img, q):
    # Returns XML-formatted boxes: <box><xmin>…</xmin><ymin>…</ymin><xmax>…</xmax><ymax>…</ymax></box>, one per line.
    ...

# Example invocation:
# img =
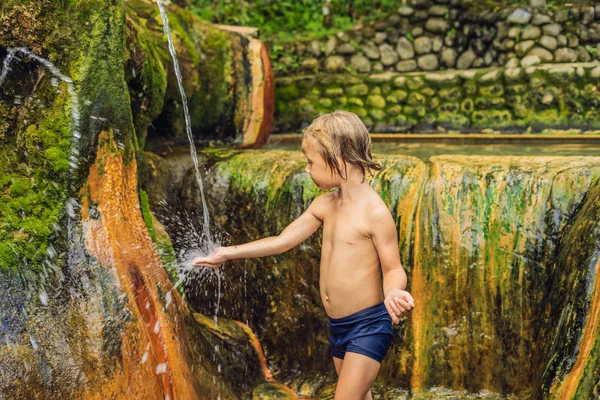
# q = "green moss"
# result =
<box><xmin>471</xmin><ymin>109</ymin><xmax>513</xmax><ymax>127</ymax></box>
<box><xmin>0</xmin><ymin>89</ymin><xmax>72</xmax><ymax>274</ymax></box>
<box><xmin>346</xmin><ymin>83</ymin><xmax>368</xmax><ymax>96</ymax></box>
<box><xmin>139</xmin><ymin>189</ymin><xmax>156</xmax><ymax>241</ymax></box>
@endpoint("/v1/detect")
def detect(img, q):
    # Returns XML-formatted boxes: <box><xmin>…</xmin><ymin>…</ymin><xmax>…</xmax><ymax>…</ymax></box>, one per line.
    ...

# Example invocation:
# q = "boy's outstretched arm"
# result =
<box><xmin>192</xmin><ymin>195</ymin><xmax>326</xmax><ymax>267</ymax></box>
<box><xmin>370</xmin><ymin>205</ymin><xmax>415</xmax><ymax>324</ymax></box>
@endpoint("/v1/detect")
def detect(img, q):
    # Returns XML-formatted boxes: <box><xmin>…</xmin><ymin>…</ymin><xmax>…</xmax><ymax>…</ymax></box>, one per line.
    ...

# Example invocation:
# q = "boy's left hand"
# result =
<box><xmin>384</xmin><ymin>289</ymin><xmax>415</xmax><ymax>324</ymax></box>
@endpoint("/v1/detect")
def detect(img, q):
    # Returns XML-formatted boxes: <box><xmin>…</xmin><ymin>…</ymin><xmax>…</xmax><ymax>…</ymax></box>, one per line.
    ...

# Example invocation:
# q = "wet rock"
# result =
<box><xmin>532</xmin><ymin>13</ymin><xmax>551</xmax><ymax>25</ymax></box>
<box><xmin>379</xmin><ymin>44</ymin><xmax>399</xmax><ymax>66</ymax></box>
<box><xmin>367</xmin><ymin>95</ymin><xmax>386</xmax><ymax>108</ymax></box>
<box><xmin>346</xmin><ymin>83</ymin><xmax>369</xmax><ymax>96</ymax></box>
<box><xmin>296</xmin><ymin>43</ymin><xmax>306</xmax><ymax>56</ymax></box>
<box><xmin>508</xmin><ymin>26</ymin><xmax>521</xmax><ymax>38</ymax></box>
<box><xmin>337</xmin><ymin>31</ymin><xmax>350</xmax><ymax>42</ymax></box>
<box><xmin>506</xmin><ymin>58</ymin><xmax>520</xmax><ymax>68</ymax></box>
<box><xmin>375</xmin><ymin>32</ymin><xmax>388</xmax><ymax>44</ymax></box>
<box><xmin>396</xmin><ymin>60</ymin><xmax>418</xmax><ymax>72</ymax></box>
<box><xmin>582</xmin><ymin>6</ymin><xmax>595</xmax><ymax>25</ymax></box>
<box><xmin>554</xmin><ymin>9</ymin><xmax>568</xmax><ymax>23</ymax></box>
<box><xmin>414</xmin><ymin>36</ymin><xmax>432</xmax><ymax>54</ymax></box>
<box><xmin>325</xmin><ymin>56</ymin><xmax>346</xmax><ymax>72</ymax></box>
<box><xmin>426</xmin><ymin>18</ymin><xmax>449</xmax><ymax>33</ymax></box>
<box><xmin>542</xmin><ymin>24</ymin><xmax>561</xmax><ymax>37</ymax></box>
<box><xmin>557</xmin><ymin>34</ymin><xmax>567</xmax><ymax>47</ymax></box>
<box><xmin>350</xmin><ymin>55</ymin><xmax>371</xmax><ymax>73</ymax></box>
<box><xmin>393</xmin><ymin>76</ymin><xmax>407</xmax><ymax>87</ymax></box>
<box><xmin>541</xmin><ymin>92</ymin><xmax>554</xmax><ymax>105</ymax></box>
<box><xmin>398</xmin><ymin>6</ymin><xmax>414</xmax><ymax>16</ymax></box>
<box><xmin>337</xmin><ymin>43</ymin><xmax>356</xmax><ymax>54</ymax></box>
<box><xmin>428</xmin><ymin>5</ymin><xmax>449</xmax><ymax>16</ymax></box>
<box><xmin>578</xmin><ymin>46</ymin><xmax>591</xmax><ymax>62</ymax></box>
<box><xmin>515</xmin><ymin>40</ymin><xmax>535</xmax><ymax>56</ymax></box>
<box><xmin>411</xmin><ymin>0</ymin><xmax>431</xmax><ymax>10</ymax></box>
<box><xmin>418</xmin><ymin>54</ymin><xmax>439</xmax><ymax>71</ymax></box>
<box><xmin>441</xmin><ymin>47</ymin><xmax>457</xmax><ymax>67</ymax></box>
<box><xmin>372</xmin><ymin>62</ymin><xmax>384</xmax><ymax>72</ymax></box>
<box><xmin>388</xmin><ymin>14</ymin><xmax>402</xmax><ymax>27</ymax></box>
<box><xmin>522</xmin><ymin>26</ymin><xmax>541</xmax><ymax>40</ymax></box>
<box><xmin>503</xmin><ymin>39</ymin><xmax>516</xmax><ymax>50</ymax></box>
<box><xmin>300</xmin><ymin>58</ymin><xmax>319</xmax><ymax>72</ymax></box>
<box><xmin>325</xmin><ymin>37</ymin><xmax>337</xmax><ymax>56</ymax></box>
<box><xmin>396</xmin><ymin>38</ymin><xmax>415</xmax><ymax>60</ymax></box>
<box><xmin>539</xmin><ymin>35</ymin><xmax>558</xmax><ymax>51</ymax></box>
<box><xmin>528</xmin><ymin>46</ymin><xmax>553</xmax><ymax>61</ymax></box>
<box><xmin>554</xmin><ymin>48</ymin><xmax>578</xmax><ymax>62</ymax></box>
<box><xmin>361</xmin><ymin>42</ymin><xmax>380</xmax><ymax>59</ymax></box>
<box><xmin>530</xmin><ymin>0</ymin><xmax>546</xmax><ymax>8</ymax></box>
<box><xmin>507</xmin><ymin>8</ymin><xmax>532</xmax><ymax>24</ymax></box>
<box><xmin>412</xmin><ymin>27</ymin><xmax>424</xmax><ymax>37</ymax></box>
<box><xmin>568</xmin><ymin>35</ymin><xmax>579</xmax><ymax>48</ymax></box>
<box><xmin>456</xmin><ymin>50</ymin><xmax>476</xmax><ymax>69</ymax></box>
<box><xmin>520</xmin><ymin>55</ymin><xmax>541</xmax><ymax>67</ymax></box>
<box><xmin>432</xmin><ymin>37</ymin><xmax>443</xmax><ymax>52</ymax></box>
<box><xmin>307</xmin><ymin>40</ymin><xmax>321</xmax><ymax>57</ymax></box>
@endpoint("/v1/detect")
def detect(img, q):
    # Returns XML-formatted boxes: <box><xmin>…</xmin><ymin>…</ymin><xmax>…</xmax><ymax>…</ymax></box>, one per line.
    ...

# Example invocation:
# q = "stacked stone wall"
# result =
<box><xmin>271</xmin><ymin>0</ymin><xmax>600</xmax><ymax>75</ymax></box>
<box><xmin>274</xmin><ymin>63</ymin><xmax>600</xmax><ymax>133</ymax></box>
<box><xmin>271</xmin><ymin>0</ymin><xmax>600</xmax><ymax>133</ymax></box>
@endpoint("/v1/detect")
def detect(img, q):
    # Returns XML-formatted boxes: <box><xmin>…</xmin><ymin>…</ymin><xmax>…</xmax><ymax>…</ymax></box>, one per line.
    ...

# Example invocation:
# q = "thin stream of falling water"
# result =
<box><xmin>155</xmin><ymin>0</ymin><xmax>211</xmax><ymax>242</ymax></box>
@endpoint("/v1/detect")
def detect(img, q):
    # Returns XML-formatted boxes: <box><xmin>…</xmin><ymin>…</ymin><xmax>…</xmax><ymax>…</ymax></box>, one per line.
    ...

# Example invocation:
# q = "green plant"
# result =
<box><xmin>190</xmin><ymin>0</ymin><xmax>398</xmax><ymax>41</ymax></box>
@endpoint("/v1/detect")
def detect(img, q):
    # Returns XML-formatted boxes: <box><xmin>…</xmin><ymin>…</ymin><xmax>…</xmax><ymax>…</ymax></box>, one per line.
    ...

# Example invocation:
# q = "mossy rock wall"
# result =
<box><xmin>168</xmin><ymin>149</ymin><xmax>600</xmax><ymax>398</ymax></box>
<box><xmin>274</xmin><ymin>63</ymin><xmax>600</xmax><ymax>133</ymax></box>
<box><xmin>0</xmin><ymin>0</ymin><xmax>274</xmax><ymax>398</ymax></box>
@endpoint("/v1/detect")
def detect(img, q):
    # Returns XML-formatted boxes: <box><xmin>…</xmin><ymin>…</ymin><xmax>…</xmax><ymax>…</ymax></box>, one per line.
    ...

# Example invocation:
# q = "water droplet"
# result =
<box><xmin>154</xmin><ymin>321</ymin><xmax>160</xmax><ymax>333</ymax></box>
<box><xmin>46</xmin><ymin>244</ymin><xmax>57</xmax><ymax>259</ymax></box>
<box><xmin>29</xmin><ymin>336</ymin><xmax>38</xmax><ymax>351</ymax></box>
<box><xmin>39</xmin><ymin>290</ymin><xmax>48</xmax><ymax>306</ymax></box>
<box><xmin>141</xmin><ymin>352</ymin><xmax>148</xmax><ymax>364</ymax></box>
<box><xmin>165</xmin><ymin>291</ymin><xmax>172</xmax><ymax>308</ymax></box>
<box><xmin>155</xmin><ymin>363</ymin><xmax>167</xmax><ymax>374</ymax></box>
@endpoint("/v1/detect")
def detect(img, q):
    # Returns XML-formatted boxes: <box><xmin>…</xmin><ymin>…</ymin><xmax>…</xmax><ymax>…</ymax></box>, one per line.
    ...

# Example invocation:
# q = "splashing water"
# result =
<box><xmin>155</xmin><ymin>0</ymin><xmax>211</xmax><ymax>243</ymax></box>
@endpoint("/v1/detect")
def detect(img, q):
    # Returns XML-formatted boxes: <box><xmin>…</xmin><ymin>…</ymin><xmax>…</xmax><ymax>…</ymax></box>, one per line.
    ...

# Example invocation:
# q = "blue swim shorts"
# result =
<box><xmin>328</xmin><ymin>302</ymin><xmax>393</xmax><ymax>363</ymax></box>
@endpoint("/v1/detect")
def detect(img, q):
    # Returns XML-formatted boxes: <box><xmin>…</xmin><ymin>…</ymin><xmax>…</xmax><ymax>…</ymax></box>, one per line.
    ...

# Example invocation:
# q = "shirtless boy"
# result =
<box><xmin>193</xmin><ymin>110</ymin><xmax>415</xmax><ymax>399</ymax></box>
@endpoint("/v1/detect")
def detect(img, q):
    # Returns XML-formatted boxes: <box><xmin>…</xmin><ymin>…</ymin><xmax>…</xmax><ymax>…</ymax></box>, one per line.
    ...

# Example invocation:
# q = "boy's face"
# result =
<box><xmin>301</xmin><ymin>138</ymin><xmax>339</xmax><ymax>190</ymax></box>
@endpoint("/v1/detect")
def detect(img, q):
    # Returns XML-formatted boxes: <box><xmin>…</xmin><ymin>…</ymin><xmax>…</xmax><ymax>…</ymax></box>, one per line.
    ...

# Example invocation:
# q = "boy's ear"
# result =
<box><xmin>336</xmin><ymin>156</ymin><xmax>348</xmax><ymax>180</ymax></box>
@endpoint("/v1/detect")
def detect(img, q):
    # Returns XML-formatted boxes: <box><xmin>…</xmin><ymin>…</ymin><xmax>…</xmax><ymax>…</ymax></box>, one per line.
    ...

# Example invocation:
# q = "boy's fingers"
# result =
<box><xmin>384</xmin><ymin>301</ymin><xmax>399</xmax><ymax>324</ymax></box>
<box><xmin>389</xmin><ymin>298</ymin><xmax>403</xmax><ymax>316</ymax></box>
<box><xmin>394</xmin><ymin>297</ymin><xmax>408</xmax><ymax>314</ymax></box>
<box><xmin>396</xmin><ymin>298</ymin><xmax>412</xmax><ymax>311</ymax></box>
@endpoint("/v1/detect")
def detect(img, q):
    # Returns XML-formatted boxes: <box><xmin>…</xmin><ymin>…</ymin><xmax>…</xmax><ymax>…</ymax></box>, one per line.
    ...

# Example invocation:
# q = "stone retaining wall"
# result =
<box><xmin>274</xmin><ymin>62</ymin><xmax>600</xmax><ymax>133</ymax></box>
<box><xmin>271</xmin><ymin>0</ymin><xmax>600</xmax><ymax>76</ymax></box>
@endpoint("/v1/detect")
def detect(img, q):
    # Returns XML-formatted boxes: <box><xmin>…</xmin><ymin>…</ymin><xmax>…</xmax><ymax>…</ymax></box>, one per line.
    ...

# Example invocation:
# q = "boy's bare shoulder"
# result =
<box><xmin>365</xmin><ymin>191</ymin><xmax>394</xmax><ymax>221</ymax></box>
<box><xmin>307</xmin><ymin>192</ymin><xmax>335</xmax><ymax>220</ymax></box>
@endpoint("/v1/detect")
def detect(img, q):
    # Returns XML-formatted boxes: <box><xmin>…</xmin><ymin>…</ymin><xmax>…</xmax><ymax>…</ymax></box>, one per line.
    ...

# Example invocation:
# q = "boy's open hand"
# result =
<box><xmin>384</xmin><ymin>289</ymin><xmax>415</xmax><ymax>324</ymax></box>
<box><xmin>192</xmin><ymin>247</ymin><xmax>228</xmax><ymax>268</ymax></box>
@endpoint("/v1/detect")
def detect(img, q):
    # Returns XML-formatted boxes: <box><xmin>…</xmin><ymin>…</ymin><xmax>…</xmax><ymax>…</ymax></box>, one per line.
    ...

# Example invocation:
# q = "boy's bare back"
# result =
<box><xmin>312</xmin><ymin>188</ymin><xmax>392</xmax><ymax>319</ymax></box>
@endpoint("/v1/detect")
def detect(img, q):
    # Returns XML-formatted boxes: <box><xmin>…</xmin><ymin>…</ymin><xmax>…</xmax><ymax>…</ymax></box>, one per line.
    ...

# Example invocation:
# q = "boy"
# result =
<box><xmin>193</xmin><ymin>110</ymin><xmax>415</xmax><ymax>399</ymax></box>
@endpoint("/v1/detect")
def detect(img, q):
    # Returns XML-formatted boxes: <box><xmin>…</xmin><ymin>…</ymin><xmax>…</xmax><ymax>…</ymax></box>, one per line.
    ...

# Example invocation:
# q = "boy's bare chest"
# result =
<box><xmin>321</xmin><ymin>206</ymin><xmax>372</xmax><ymax>244</ymax></box>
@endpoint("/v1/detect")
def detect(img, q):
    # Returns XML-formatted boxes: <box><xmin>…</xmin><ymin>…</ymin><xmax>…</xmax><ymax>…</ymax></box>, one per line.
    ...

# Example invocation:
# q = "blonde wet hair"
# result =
<box><xmin>302</xmin><ymin>110</ymin><xmax>382</xmax><ymax>182</ymax></box>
